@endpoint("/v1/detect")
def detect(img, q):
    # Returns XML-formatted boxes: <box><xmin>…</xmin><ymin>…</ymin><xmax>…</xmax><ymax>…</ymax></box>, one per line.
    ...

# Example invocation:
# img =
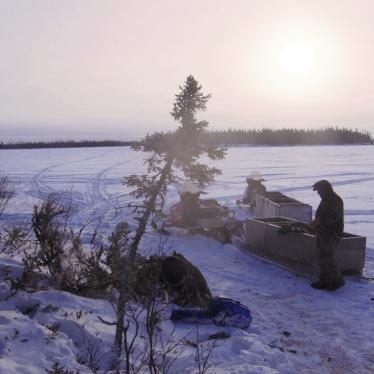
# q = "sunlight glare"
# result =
<box><xmin>279</xmin><ymin>42</ymin><xmax>315</xmax><ymax>75</ymax></box>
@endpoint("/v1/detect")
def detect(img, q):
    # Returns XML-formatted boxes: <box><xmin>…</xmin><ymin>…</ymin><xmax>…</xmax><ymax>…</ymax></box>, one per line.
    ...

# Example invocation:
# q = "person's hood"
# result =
<box><xmin>313</xmin><ymin>180</ymin><xmax>334</xmax><ymax>196</ymax></box>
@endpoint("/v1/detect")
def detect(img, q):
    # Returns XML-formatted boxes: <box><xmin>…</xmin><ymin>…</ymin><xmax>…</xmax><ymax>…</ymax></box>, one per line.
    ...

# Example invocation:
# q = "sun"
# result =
<box><xmin>279</xmin><ymin>42</ymin><xmax>315</xmax><ymax>75</ymax></box>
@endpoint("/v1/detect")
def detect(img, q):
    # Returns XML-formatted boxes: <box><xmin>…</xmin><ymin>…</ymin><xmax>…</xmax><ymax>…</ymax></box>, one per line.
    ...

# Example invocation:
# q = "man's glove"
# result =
<box><xmin>309</xmin><ymin>218</ymin><xmax>320</xmax><ymax>231</ymax></box>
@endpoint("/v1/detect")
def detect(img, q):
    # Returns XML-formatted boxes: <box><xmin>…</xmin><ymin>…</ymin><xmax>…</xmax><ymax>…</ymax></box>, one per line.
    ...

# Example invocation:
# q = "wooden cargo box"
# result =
<box><xmin>244</xmin><ymin>217</ymin><xmax>366</xmax><ymax>275</ymax></box>
<box><xmin>254</xmin><ymin>192</ymin><xmax>312</xmax><ymax>223</ymax></box>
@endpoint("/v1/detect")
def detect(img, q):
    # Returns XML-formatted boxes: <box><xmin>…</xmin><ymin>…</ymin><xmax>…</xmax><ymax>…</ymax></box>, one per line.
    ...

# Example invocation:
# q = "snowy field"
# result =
<box><xmin>1</xmin><ymin>145</ymin><xmax>374</xmax><ymax>373</ymax></box>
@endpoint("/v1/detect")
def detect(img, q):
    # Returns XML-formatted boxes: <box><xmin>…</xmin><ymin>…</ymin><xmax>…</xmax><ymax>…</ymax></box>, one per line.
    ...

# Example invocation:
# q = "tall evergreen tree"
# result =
<box><xmin>112</xmin><ymin>75</ymin><xmax>225</xmax><ymax>357</ymax></box>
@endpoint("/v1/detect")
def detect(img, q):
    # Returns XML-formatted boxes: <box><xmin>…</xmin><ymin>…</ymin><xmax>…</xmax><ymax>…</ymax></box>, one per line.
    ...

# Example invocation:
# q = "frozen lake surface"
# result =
<box><xmin>1</xmin><ymin>145</ymin><xmax>374</xmax><ymax>373</ymax></box>
<box><xmin>1</xmin><ymin>145</ymin><xmax>373</xmax><ymax>256</ymax></box>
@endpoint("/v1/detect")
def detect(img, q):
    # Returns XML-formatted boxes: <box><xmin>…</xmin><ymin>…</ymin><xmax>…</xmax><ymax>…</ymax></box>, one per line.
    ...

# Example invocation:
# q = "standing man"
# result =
<box><xmin>311</xmin><ymin>180</ymin><xmax>345</xmax><ymax>291</ymax></box>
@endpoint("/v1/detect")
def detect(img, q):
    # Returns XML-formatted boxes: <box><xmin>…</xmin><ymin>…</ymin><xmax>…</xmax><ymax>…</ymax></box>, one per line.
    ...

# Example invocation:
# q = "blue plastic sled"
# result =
<box><xmin>171</xmin><ymin>297</ymin><xmax>252</xmax><ymax>330</ymax></box>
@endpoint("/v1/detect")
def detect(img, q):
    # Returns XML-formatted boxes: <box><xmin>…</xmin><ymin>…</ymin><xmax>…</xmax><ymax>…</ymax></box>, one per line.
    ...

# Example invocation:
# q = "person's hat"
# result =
<box><xmin>247</xmin><ymin>170</ymin><xmax>265</xmax><ymax>182</ymax></box>
<box><xmin>313</xmin><ymin>180</ymin><xmax>333</xmax><ymax>192</ymax></box>
<box><xmin>180</xmin><ymin>180</ymin><xmax>200</xmax><ymax>195</ymax></box>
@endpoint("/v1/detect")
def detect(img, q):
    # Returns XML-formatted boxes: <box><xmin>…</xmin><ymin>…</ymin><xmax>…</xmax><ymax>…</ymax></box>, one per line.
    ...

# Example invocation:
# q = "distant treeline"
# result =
<box><xmin>0</xmin><ymin>127</ymin><xmax>372</xmax><ymax>149</ymax></box>
<box><xmin>200</xmin><ymin>127</ymin><xmax>373</xmax><ymax>146</ymax></box>
<box><xmin>0</xmin><ymin>139</ymin><xmax>136</xmax><ymax>150</ymax></box>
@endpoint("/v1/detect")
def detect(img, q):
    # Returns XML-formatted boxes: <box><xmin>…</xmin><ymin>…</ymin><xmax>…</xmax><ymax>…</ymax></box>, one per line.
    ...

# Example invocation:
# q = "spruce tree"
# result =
<box><xmin>112</xmin><ymin>75</ymin><xmax>225</xmax><ymax>357</ymax></box>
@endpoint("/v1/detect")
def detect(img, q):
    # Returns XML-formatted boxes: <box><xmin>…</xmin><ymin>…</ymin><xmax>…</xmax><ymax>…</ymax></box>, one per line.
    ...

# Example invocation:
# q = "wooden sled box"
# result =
<box><xmin>244</xmin><ymin>217</ymin><xmax>366</xmax><ymax>275</ymax></box>
<box><xmin>254</xmin><ymin>192</ymin><xmax>313</xmax><ymax>223</ymax></box>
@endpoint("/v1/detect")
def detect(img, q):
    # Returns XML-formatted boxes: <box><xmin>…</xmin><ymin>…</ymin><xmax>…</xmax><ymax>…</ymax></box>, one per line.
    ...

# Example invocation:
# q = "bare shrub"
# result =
<box><xmin>75</xmin><ymin>325</ymin><xmax>106</xmax><ymax>374</ymax></box>
<box><xmin>45</xmin><ymin>362</ymin><xmax>81</xmax><ymax>374</ymax></box>
<box><xmin>22</xmin><ymin>193</ymin><xmax>110</xmax><ymax>295</ymax></box>
<box><xmin>0</xmin><ymin>173</ymin><xmax>15</xmax><ymax>218</ymax></box>
<box><xmin>104</xmin><ymin>265</ymin><xmax>184</xmax><ymax>374</ymax></box>
<box><xmin>0</xmin><ymin>173</ymin><xmax>20</xmax><ymax>253</ymax></box>
<box><xmin>96</xmin><ymin>225</ymin><xmax>186</xmax><ymax>373</ymax></box>
<box><xmin>0</xmin><ymin>225</ymin><xmax>31</xmax><ymax>255</ymax></box>
<box><xmin>194</xmin><ymin>325</ymin><xmax>219</xmax><ymax>374</ymax></box>
<box><xmin>28</xmin><ymin>193</ymin><xmax>68</xmax><ymax>277</ymax></box>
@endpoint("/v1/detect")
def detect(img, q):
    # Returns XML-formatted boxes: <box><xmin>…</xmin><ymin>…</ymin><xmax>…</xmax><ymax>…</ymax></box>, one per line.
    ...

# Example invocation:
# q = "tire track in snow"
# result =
<box><xmin>28</xmin><ymin>150</ymin><xmax>112</xmax><ymax>207</ymax></box>
<box><xmin>83</xmin><ymin>157</ymin><xmax>139</xmax><ymax>221</ymax></box>
<box><xmin>279</xmin><ymin>176</ymin><xmax>374</xmax><ymax>193</ymax></box>
<box><xmin>29</xmin><ymin>165</ymin><xmax>56</xmax><ymax>200</ymax></box>
<box><xmin>344</xmin><ymin>209</ymin><xmax>374</xmax><ymax>216</ymax></box>
<box><xmin>271</xmin><ymin>172</ymin><xmax>374</xmax><ymax>182</ymax></box>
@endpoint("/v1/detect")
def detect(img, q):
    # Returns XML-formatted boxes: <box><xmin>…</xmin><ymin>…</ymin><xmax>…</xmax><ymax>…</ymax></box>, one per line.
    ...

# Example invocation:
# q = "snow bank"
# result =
<box><xmin>0</xmin><ymin>145</ymin><xmax>373</xmax><ymax>373</ymax></box>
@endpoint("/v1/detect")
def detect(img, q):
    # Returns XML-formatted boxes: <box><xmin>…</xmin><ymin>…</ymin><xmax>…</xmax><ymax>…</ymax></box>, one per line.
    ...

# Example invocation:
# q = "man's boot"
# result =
<box><xmin>310</xmin><ymin>280</ymin><xmax>329</xmax><ymax>289</ymax></box>
<box><xmin>327</xmin><ymin>279</ymin><xmax>345</xmax><ymax>291</ymax></box>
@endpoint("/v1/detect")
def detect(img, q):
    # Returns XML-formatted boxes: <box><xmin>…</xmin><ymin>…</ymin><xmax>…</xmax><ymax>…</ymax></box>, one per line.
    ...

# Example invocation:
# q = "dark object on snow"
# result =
<box><xmin>326</xmin><ymin>279</ymin><xmax>345</xmax><ymax>291</ymax></box>
<box><xmin>311</xmin><ymin>279</ymin><xmax>345</xmax><ymax>291</ymax></box>
<box><xmin>310</xmin><ymin>280</ymin><xmax>330</xmax><ymax>289</ymax></box>
<box><xmin>208</xmin><ymin>331</ymin><xmax>230</xmax><ymax>340</ymax></box>
<box><xmin>160</xmin><ymin>252</ymin><xmax>212</xmax><ymax>308</ymax></box>
<box><xmin>171</xmin><ymin>296</ymin><xmax>252</xmax><ymax>330</ymax></box>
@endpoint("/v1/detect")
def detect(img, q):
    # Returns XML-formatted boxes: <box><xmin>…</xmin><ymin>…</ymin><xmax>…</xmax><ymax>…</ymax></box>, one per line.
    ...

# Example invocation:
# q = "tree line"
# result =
<box><xmin>0</xmin><ymin>127</ymin><xmax>372</xmax><ymax>150</ymax></box>
<box><xmin>200</xmin><ymin>127</ymin><xmax>373</xmax><ymax>146</ymax></box>
<box><xmin>0</xmin><ymin>139</ymin><xmax>136</xmax><ymax>150</ymax></box>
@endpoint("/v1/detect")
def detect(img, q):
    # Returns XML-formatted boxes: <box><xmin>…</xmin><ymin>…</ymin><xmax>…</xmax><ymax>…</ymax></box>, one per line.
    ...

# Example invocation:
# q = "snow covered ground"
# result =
<box><xmin>1</xmin><ymin>145</ymin><xmax>374</xmax><ymax>373</ymax></box>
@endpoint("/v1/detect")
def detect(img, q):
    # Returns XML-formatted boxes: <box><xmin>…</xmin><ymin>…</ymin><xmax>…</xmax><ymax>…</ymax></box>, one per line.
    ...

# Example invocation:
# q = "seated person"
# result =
<box><xmin>170</xmin><ymin>181</ymin><xmax>228</xmax><ymax>227</ymax></box>
<box><xmin>242</xmin><ymin>171</ymin><xmax>266</xmax><ymax>208</ymax></box>
<box><xmin>180</xmin><ymin>189</ymin><xmax>201</xmax><ymax>226</ymax></box>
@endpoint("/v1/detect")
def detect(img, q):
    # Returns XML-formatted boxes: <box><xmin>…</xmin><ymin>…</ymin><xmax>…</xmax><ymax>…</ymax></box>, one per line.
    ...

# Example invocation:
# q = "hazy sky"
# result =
<box><xmin>1</xmin><ymin>0</ymin><xmax>374</xmax><ymax>140</ymax></box>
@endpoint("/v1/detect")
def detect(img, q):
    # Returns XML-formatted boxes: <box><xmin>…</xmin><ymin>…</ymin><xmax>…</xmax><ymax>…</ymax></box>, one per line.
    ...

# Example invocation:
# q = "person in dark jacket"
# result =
<box><xmin>310</xmin><ymin>180</ymin><xmax>345</xmax><ymax>291</ymax></box>
<box><xmin>242</xmin><ymin>171</ymin><xmax>267</xmax><ymax>209</ymax></box>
